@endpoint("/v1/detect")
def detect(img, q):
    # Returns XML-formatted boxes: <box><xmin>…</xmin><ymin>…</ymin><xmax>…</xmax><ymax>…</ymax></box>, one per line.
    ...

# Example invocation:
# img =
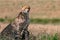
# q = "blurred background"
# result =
<box><xmin>0</xmin><ymin>0</ymin><xmax>60</xmax><ymax>19</ymax></box>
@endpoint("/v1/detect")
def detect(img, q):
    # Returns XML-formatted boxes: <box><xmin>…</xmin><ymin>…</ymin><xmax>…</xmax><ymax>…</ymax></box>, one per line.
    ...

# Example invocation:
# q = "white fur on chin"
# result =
<box><xmin>23</xmin><ymin>9</ymin><xmax>29</xmax><ymax>13</ymax></box>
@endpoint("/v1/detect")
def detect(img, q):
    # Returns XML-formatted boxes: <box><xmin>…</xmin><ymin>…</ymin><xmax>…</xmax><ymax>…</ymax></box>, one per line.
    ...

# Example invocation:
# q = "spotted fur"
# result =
<box><xmin>0</xmin><ymin>5</ymin><xmax>30</xmax><ymax>40</ymax></box>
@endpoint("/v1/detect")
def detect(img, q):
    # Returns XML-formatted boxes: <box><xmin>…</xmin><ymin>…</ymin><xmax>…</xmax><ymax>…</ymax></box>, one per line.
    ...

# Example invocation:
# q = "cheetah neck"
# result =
<box><xmin>17</xmin><ymin>12</ymin><xmax>29</xmax><ymax>21</ymax></box>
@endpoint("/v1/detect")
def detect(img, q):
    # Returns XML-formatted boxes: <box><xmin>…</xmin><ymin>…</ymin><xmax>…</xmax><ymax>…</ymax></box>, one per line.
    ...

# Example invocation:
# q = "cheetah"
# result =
<box><xmin>0</xmin><ymin>5</ymin><xmax>30</xmax><ymax>40</ymax></box>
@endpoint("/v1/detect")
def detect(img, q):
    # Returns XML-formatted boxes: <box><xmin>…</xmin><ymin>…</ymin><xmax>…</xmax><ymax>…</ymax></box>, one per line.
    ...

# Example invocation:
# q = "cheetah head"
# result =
<box><xmin>21</xmin><ymin>5</ymin><xmax>30</xmax><ymax>13</ymax></box>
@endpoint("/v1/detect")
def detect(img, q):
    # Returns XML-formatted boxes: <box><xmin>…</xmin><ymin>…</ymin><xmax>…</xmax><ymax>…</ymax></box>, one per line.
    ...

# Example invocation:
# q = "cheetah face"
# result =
<box><xmin>21</xmin><ymin>5</ymin><xmax>30</xmax><ymax>14</ymax></box>
<box><xmin>22</xmin><ymin>8</ymin><xmax>29</xmax><ymax>13</ymax></box>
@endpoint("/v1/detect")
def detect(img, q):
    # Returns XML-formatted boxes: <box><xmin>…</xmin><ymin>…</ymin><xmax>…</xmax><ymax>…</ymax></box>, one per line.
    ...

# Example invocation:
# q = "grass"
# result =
<box><xmin>29</xmin><ymin>33</ymin><xmax>59</xmax><ymax>40</ymax></box>
<box><xmin>1</xmin><ymin>18</ymin><xmax>60</xmax><ymax>24</ymax></box>
<box><xmin>30</xmin><ymin>18</ymin><xmax>60</xmax><ymax>24</ymax></box>
<box><xmin>0</xmin><ymin>18</ymin><xmax>5</xmax><ymax>22</ymax></box>
<box><xmin>0</xmin><ymin>33</ymin><xmax>59</xmax><ymax>40</ymax></box>
<box><xmin>0</xmin><ymin>18</ymin><xmax>15</xmax><ymax>23</ymax></box>
<box><xmin>30</xmin><ymin>18</ymin><xmax>50</xmax><ymax>24</ymax></box>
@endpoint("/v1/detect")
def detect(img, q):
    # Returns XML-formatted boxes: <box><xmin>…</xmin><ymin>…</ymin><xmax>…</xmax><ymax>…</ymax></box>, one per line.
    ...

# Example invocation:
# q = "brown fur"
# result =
<box><xmin>0</xmin><ymin>5</ymin><xmax>30</xmax><ymax>40</ymax></box>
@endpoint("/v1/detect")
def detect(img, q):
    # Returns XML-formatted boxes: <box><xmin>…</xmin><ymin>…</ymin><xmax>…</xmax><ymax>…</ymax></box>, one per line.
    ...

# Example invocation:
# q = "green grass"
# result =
<box><xmin>0</xmin><ymin>18</ymin><xmax>15</xmax><ymax>23</ymax></box>
<box><xmin>29</xmin><ymin>33</ymin><xmax>59</xmax><ymax>40</ymax></box>
<box><xmin>0</xmin><ymin>33</ymin><xmax>59</xmax><ymax>40</ymax></box>
<box><xmin>0</xmin><ymin>18</ymin><xmax>5</xmax><ymax>22</ymax></box>
<box><xmin>1</xmin><ymin>18</ymin><xmax>60</xmax><ymax>24</ymax></box>
<box><xmin>30</xmin><ymin>18</ymin><xmax>50</xmax><ymax>24</ymax></box>
<box><xmin>30</xmin><ymin>18</ymin><xmax>60</xmax><ymax>24</ymax></box>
